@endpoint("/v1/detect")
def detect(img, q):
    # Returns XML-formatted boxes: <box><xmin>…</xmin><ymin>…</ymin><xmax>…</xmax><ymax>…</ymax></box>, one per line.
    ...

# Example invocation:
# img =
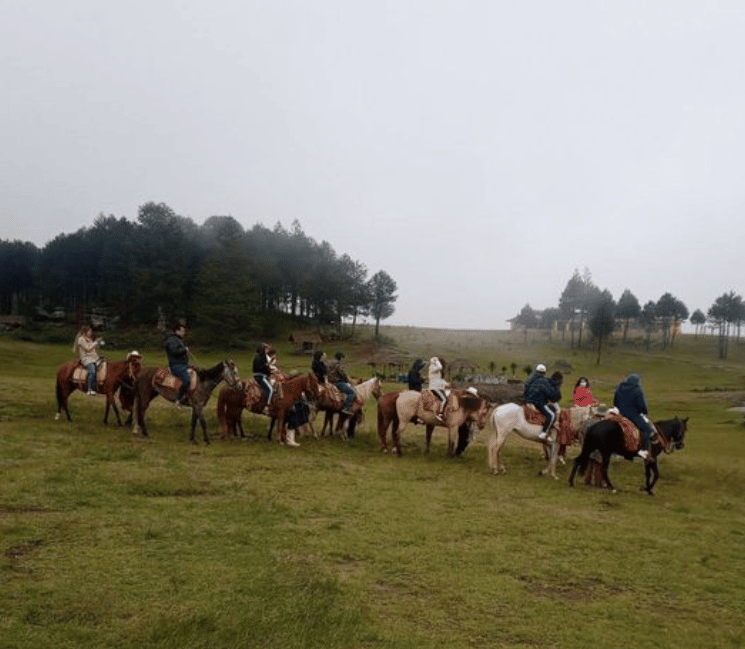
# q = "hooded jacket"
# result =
<box><xmin>524</xmin><ymin>375</ymin><xmax>560</xmax><ymax>407</ymax></box>
<box><xmin>613</xmin><ymin>373</ymin><xmax>649</xmax><ymax>419</ymax></box>
<box><xmin>407</xmin><ymin>359</ymin><xmax>426</xmax><ymax>391</ymax></box>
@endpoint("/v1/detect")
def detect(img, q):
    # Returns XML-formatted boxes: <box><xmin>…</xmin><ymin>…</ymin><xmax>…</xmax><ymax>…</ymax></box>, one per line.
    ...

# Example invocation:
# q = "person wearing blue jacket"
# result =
<box><xmin>164</xmin><ymin>322</ymin><xmax>190</xmax><ymax>408</ymax></box>
<box><xmin>524</xmin><ymin>364</ymin><xmax>561</xmax><ymax>439</ymax></box>
<box><xmin>614</xmin><ymin>373</ymin><xmax>654</xmax><ymax>460</ymax></box>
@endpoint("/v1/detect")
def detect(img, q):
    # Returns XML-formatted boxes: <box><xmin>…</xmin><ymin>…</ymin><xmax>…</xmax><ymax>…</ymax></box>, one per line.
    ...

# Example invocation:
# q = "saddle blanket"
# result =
<box><xmin>72</xmin><ymin>361</ymin><xmax>108</xmax><ymax>390</ymax></box>
<box><xmin>523</xmin><ymin>403</ymin><xmax>547</xmax><ymax>427</ymax></box>
<box><xmin>605</xmin><ymin>413</ymin><xmax>640</xmax><ymax>452</ymax></box>
<box><xmin>153</xmin><ymin>367</ymin><xmax>198</xmax><ymax>395</ymax></box>
<box><xmin>321</xmin><ymin>383</ymin><xmax>362</xmax><ymax>411</ymax></box>
<box><xmin>421</xmin><ymin>389</ymin><xmax>448</xmax><ymax>415</ymax></box>
<box><xmin>241</xmin><ymin>377</ymin><xmax>284</xmax><ymax>409</ymax></box>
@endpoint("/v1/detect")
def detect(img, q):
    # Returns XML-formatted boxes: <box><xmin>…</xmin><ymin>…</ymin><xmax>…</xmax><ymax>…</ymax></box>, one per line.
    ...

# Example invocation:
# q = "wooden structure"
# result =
<box><xmin>289</xmin><ymin>331</ymin><xmax>323</xmax><ymax>354</ymax></box>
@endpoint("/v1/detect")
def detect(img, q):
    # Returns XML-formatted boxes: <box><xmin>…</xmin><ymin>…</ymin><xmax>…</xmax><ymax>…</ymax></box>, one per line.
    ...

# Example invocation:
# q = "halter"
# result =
<box><xmin>653</xmin><ymin>422</ymin><xmax>676</xmax><ymax>454</ymax></box>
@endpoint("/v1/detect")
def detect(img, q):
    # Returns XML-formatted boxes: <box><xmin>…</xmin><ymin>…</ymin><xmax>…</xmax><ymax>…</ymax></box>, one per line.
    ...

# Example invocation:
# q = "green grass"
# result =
<box><xmin>0</xmin><ymin>330</ymin><xmax>744</xmax><ymax>648</ymax></box>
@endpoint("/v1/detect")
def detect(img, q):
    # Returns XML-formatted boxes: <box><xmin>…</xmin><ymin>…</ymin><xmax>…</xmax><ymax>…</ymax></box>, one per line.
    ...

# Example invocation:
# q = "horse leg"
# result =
<box><xmin>425</xmin><ymin>424</ymin><xmax>435</xmax><ymax>454</ymax></box>
<box><xmin>541</xmin><ymin>440</ymin><xmax>559</xmax><ymax>480</ymax></box>
<box><xmin>644</xmin><ymin>459</ymin><xmax>659</xmax><ymax>495</ymax></box>
<box><xmin>199</xmin><ymin>407</ymin><xmax>210</xmax><ymax>444</ymax></box>
<box><xmin>600</xmin><ymin>455</ymin><xmax>616</xmax><ymax>492</ymax></box>
<box><xmin>267</xmin><ymin>416</ymin><xmax>276</xmax><ymax>441</ymax></box>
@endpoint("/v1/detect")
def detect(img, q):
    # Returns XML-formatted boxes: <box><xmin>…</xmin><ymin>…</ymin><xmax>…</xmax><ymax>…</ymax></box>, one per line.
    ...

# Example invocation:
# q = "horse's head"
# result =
<box><xmin>223</xmin><ymin>359</ymin><xmax>240</xmax><ymax>387</ymax></box>
<box><xmin>670</xmin><ymin>416</ymin><xmax>688</xmax><ymax>450</ymax></box>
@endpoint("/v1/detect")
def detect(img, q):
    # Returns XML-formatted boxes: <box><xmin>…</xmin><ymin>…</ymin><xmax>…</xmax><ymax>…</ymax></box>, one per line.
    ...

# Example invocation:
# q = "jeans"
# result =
<box><xmin>537</xmin><ymin>403</ymin><xmax>557</xmax><ymax>433</ymax></box>
<box><xmin>170</xmin><ymin>363</ymin><xmax>191</xmax><ymax>402</ymax></box>
<box><xmin>255</xmin><ymin>374</ymin><xmax>273</xmax><ymax>405</ymax></box>
<box><xmin>86</xmin><ymin>363</ymin><xmax>97</xmax><ymax>392</ymax></box>
<box><xmin>630</xmin><ymin>414</ymin><xmax>654</xmax><ymax>450</ymax></box>
<box><xmin>336</xmin><ymin>381</ymin><xmax>356</xmax><ymax>410</ymax></box>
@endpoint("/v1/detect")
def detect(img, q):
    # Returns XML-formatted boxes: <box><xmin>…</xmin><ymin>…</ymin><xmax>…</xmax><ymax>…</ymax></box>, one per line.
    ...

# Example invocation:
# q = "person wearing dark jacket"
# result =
<box><xmin>311</xmin><ymin>350</ymin><xmax>328</xmax><ymax>384</ymax></box>
<box><xmin>327</xmin><ymin>351</ymin><xmax>355</xmax><ymax>415</ymax></box>
<box><xmin>524</xmin><ymin>364</ymin><xmax>560</xmax><ymax>439</ymax></box>
<box><xmin>407</xmin><ymin>358</ymin><xmax>426</xmax><ymax>391</ymax></box>
<box><xmin>614</xmin><ymin>373</ymin><xmax>654</xmax><ymax>460</ymax></box>
<box><xmin>253</xmin><ymin>343</ymin><xmax>274</xmax><ymax>410</ymax></box>
<box><xmin>164</xmin><ymin>322</ymin><xmax>190</xmax><ymax>407</ymax></box>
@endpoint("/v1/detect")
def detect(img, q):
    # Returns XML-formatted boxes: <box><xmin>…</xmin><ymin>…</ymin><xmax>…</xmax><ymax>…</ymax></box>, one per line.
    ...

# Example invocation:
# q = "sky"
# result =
<box><xmin>2</xmin><ymin>1</ymin><xmax>744</xmax><ymax>330</ymax></box>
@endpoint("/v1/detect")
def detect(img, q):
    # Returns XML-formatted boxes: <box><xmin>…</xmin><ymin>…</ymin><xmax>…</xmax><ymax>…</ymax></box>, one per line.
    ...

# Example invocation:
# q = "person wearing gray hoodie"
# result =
<box><xmin>613</xmin><ymin>373</ymin><xmax>654</xmax><ymax>460</ymax></box>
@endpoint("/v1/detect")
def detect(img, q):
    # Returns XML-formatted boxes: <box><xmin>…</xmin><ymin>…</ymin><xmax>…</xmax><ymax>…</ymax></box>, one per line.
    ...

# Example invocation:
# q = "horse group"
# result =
<box><xmin>55</xmin><ymin>356</ymin><xmax>688</xmax><ymax>496</ymax></box>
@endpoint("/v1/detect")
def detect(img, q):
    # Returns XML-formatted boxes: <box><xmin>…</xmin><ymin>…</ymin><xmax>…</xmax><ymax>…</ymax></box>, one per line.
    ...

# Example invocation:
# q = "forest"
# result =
<box><xmin>0</xmin><ymin>202</ymin><xmax>398</xmax><ymax>341</ymax></box>
<box><xmin>511</xmin><ymin>268</ymin><xmax>744</xmax><ymax>360</ymax></box>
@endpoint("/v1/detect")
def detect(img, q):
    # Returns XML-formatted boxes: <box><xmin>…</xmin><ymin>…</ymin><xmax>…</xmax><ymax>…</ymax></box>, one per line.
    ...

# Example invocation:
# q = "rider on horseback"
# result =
<box><xmin>613</xmin><ymin>373</ymin><xmax>654</xmax><ymax>461</ymax></box>
<box><xmin>253</xmin><ymin>343</ymin><xmax>275</xmax><ymax>414</ymax></box>
<box><xmin>407</xmin><ymin>358</ymin><xmax>426</xmax><ymax>391</ymax></box>
<box><xmin>328</xmin><ymin>351</ymin><xmax>356</xmax><ymax>416</ymax></box>
<box><xmin>524</xmin><ymin>364</ymin><xmax>561</xmax><ymax>441</ymax></box>
<box><xmin>164</xmin><ymin>321</ymin><xmax>190</xmax><ymax>408</ymax></box>
<box><xmin>427</xmin><ymin>357</ymin><xmax>448</xmax><ymax>424</ymax></box>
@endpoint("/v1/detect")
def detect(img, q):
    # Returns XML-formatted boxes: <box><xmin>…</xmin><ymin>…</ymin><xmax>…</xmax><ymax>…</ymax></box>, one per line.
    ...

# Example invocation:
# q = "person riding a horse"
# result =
<box><xmin>327</xmin><ymin>351</ymin><xmax>356</xmax><ymax>416</ymax></box>
<box><xmin>253</xmin><ymin>343</ymin><xmax>275</xmax><ymax>413</ymax></box>
<box><xmin>73</xmin><ymin>325</ymin><xmax>103</xmax><ymax>396</ymax></box>
<box><xmin>427</xmin><ymin>357</ymin><xmax>448</xmax><ymax>424</ymax></box>
<box><xmin>164</xmin><ymin>321</ymin><xmax>190</xmax><ymax>408</ymax></box>
<box><xmin>407</xmin><ymin>358</ymin><xmax>426</xmax><ymax>391</ymax></box>
<box><xmin>311</xmin><ymin>350</ymin><xmax>328</xmax><ymax>384</ymax></box>
<box><xmin>614</xmin><ymin>373</ymin><xmax>654</xmax><ymax>461</ymax></box>
<box><xmin>523</xmin><ymin>364</ymin><xmax>561</xmax><ymax>440</ymax></box>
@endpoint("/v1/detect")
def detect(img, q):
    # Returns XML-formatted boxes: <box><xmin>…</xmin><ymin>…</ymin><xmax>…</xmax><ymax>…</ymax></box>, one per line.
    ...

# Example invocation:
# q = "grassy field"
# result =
<box><xmin>0</xmin><ymin>327</ymin><xmax>743</xmax><ymax>648</ymax></box>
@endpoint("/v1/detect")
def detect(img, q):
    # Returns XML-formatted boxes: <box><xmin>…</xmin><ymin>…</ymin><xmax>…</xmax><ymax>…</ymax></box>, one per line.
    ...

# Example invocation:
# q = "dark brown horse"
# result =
<box><xmin>55</xmin><ymin>357</ymin><xmax>141</xmax><ymax>425</ymax></box>
<box><xmin>131</xmin><ymin>360</ymin><xmax>239</xmax><ymax>443</ymax></box>
<box><xmin>313</xmin><ymin>377</ymin><xmax>381</xmax><ymax>439</ymax></box>
<box><xmin>569</xmin><ymin>416</ymin><xmax>688</xmax><ymax>495</ymax></box>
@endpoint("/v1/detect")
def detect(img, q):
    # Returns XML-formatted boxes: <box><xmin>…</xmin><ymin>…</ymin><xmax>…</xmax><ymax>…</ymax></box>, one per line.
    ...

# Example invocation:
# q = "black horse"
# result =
<box><xmin>569</xmin><ymin>416</ymin><xmax>688</xmax><ymax>495</ymax></box>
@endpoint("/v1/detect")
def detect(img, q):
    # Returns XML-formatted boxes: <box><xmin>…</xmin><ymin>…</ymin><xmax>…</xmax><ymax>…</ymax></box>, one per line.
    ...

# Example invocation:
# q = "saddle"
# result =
<box><xmin>604</xmin><ymin>413</ymin><xmax>640</xmax><ymax>452</ymax></box>
<box><xmin>241</xmin><ymin>377</ymin><xmax>284</xmax><ymax>410</ymax></box>
<box><xmin>421</xmin><ymin>389</ymin><xmax>447</xmax><ymax>416</ymax></box>
<box><xmin>72</xmin><ymin>360</ymin><xmax>108</xmax><ymax>391</ymax></box>
<box><xmin>152</xmin><ymin>367</ymin><xmax>198</xmax><ymax>396</ymax></box>
<box><xmin>321</xmin><ymin>383</ymin><xmax>361</xmax><ymax>411</ymax></box>
<box><xmin>523</xmin><ymin>403</ymin><xmax>549</xmax><ymax>427</ymax></box>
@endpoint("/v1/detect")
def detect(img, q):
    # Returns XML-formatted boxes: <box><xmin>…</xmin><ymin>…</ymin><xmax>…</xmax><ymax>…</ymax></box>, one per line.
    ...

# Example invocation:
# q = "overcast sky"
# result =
<box><xmin>2</xmin><ymin>1</ymin><xmax>744</xmax><ymax>330</ymax></box>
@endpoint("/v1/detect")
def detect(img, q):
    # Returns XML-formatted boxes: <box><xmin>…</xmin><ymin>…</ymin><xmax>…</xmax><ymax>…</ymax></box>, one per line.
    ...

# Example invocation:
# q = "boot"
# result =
<box><xmin>286</xmin><ymin>429</ymin><xmax>300</xmax><ymax>447</ymax></box>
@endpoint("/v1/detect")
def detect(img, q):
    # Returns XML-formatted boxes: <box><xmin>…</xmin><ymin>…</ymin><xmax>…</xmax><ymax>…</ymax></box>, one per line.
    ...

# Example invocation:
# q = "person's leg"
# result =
<box><xmin>86</xmin><ymin>363</ymin><xmax>97</xmax><ymax>394</ymax></box>
<box><xmin>172</xmin><ymin>365</ymin><xmax>191</xmax><ymax>403</ymax></box>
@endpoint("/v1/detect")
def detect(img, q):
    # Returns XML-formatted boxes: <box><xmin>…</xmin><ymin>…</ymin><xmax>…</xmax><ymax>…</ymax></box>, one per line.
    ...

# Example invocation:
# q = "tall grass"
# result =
<box><xmin>0</xmin><ymin>331</ymin><xmax>743</xmax><ymax>648</ymax></box>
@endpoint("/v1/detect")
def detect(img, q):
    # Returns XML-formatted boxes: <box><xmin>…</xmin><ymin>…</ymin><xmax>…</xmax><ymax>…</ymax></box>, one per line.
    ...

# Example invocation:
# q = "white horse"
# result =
<box><xmin>487</xmin><ymin>403</ymin><xmax>596</xmax><ymax>479</ymax></box>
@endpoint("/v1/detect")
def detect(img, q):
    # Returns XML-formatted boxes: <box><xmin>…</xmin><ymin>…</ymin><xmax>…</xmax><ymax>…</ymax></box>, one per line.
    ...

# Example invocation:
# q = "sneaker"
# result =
<box><xmin>87</xmin><ymin>390</ymin><xmax>97</xmax><ymax>396</ymax></box>
<box><xmin>174</xmin><ymin>400</ymin><xmax>185</xmax><ymax>410</ymax></box>
<box><xmin>342</xmin><ymin>409</ymin><xmax>354</xmax><ymax>416</ymax></box>
<box><xmin>637</xmin><ymin>449</ymin><xmax>650</xmax><ymax>460</ymax></box>
<box><xmin>538</xmin><ymin>431</ymin><xmax>548</xmax><ymax>441</ymax></box>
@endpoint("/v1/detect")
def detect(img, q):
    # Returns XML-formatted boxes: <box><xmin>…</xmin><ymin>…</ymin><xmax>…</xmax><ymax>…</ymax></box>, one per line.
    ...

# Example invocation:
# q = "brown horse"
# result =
<box><xmin>216</xmin><ymin>372</ymin><xmax>320</xmax><ymax>440</ymax></box>
<box><xmin>266</xmin><ymin>372</ymin><xmax>321</xmax><ymax>444</ymax></box>
<box><xmin>55</xmin><ymin>357</ymin><xmax>141</xmax><ymax>425</ymax></box>
<box><xmin>131</xmin><ymin>360</ymin><xmax>239</xmax><ymax>443</ymax></box>
<box><xmin>377</xmin><ymin>388</ymin><xmax>491</xmax><ymax>456</ymax></box>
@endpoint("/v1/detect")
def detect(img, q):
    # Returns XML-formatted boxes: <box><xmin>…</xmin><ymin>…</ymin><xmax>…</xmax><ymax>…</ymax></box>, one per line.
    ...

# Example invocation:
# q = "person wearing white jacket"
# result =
<box><xmin>427</xmin><ymin>356</ymin><xmax>448</xmax><ymax>423</ymax></box>
<box><xmin>73</xmin><ymin>326</ymin><xmax>102</xmax><ymax>395</ymax></box>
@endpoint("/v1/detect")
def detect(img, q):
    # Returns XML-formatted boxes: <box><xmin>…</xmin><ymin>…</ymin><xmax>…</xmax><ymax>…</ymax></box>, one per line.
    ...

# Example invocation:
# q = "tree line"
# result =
<box><xmin>513</xmin><ymin>268</ymin><xmax>744</xmax><ymax>361</ymax></box>
<box><xmin>0</xmin><ymin>202</ymin><xmax>398</xmax><ymax>339</ymax></box>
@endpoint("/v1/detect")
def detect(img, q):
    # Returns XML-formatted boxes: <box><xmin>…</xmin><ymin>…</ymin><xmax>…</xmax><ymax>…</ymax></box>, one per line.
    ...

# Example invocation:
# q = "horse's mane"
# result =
<box><xmin>199</xmin><ymin>361</ymin><xmax>228</xmax><ymax>383</ymax></box>
<box><xmin>354</xmin><ymin>376</ymin><xmax>379</xmax><ymax>399</ymax></box>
